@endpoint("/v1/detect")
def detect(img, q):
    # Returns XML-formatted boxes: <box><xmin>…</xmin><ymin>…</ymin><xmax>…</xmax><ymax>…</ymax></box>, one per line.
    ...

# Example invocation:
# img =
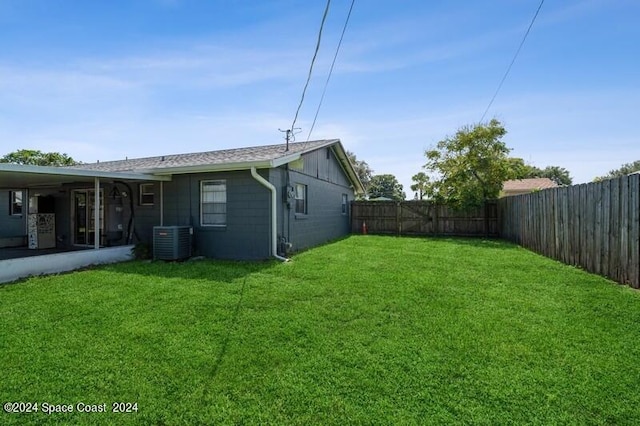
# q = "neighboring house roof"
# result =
<box><xmin>71</xmin><ymin>139</ymin><xmax>365</xmax><ymax>194</ymax></box>
<box><xmin>502</xmin><ymin>177</ymin><xmax>558</xmax><ymax>196</ymax></box>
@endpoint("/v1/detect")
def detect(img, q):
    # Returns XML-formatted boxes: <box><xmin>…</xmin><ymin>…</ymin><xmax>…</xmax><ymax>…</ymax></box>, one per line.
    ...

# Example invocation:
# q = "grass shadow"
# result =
<box><xmin>97</xmin><ymin>258</ymin><xmax>280</xmax><ymax>284</ymax></box>
<box><xmin>353</xmin><ymin>233</ymin><xmax>520</xmax><ymax>251</ymax></box>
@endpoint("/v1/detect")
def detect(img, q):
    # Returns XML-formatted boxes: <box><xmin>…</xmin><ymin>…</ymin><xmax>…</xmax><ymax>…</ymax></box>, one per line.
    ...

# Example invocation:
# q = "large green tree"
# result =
<box><xmin>368</xmin><ymin>174</ymin><xmax>406</xmax><ymax>201</ymax></box>
<box><xmin>509</xmin><ymin>158</ymin><xmax>573</xmax><ymax>186</ymax></box>
<box><xmin>595</xmin><ymin>160</ymin><xmax>640</xmax><ymax>181</ymax></box>
<box><xmin>346</xmin><ymin>150</ymin><xmax>373</xmax><ymax>193</ymax></box>
<box><xmin>0</xmin><ymin>149</ymin><xmax>79</xmax><ymax>166</ymax></box>
<box><xmin>424</xmin><ymin>119</ymin><xmax>514</xmax><ymax>209</ymax></box>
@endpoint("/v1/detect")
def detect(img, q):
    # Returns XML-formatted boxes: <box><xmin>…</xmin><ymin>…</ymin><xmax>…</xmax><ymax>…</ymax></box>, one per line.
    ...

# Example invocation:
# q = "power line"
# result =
<box><xmin>289</xmin><ymin>0</ymin><xmax>331</xmax><ymax>138</ymax></box>
<box><xmin>306</xmin><ymin>0</ymin><xmax>356</xmax><ymax>142</ymax></box>
<box><xmin>479</xmin><ymin>0</ymin><xmax>545</xmax><ymax>123</ymax></box>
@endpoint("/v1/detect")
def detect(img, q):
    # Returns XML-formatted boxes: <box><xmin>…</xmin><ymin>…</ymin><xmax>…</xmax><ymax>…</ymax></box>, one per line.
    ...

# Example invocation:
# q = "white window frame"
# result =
<box><xmin>200</xmin><ymin>180</ymin><xmax>227</xmax><ymax>226</ymax></box>
<box><xmin>139</xmin><ymin>183</ymin><xmax>155</xmax><ymax>206</ymax></box>
<box><xmin>10</xmin><ymin>190</ymin><xmax>23</xmax><ymax>215</ymax></box>
<box><xmin>295</xmin><ymin>183</ymin><xmax>307</xmax><ymax>215</ymax></box>
<box><xmin>342</xmin><ymin>194</ymin><xmax>348</xmax><ymax>215</ymax></box>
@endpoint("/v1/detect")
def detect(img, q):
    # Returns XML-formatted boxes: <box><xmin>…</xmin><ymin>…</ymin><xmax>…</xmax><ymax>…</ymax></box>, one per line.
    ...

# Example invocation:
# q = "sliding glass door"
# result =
<box><xmin>72</xmin><ymin>189</ymin><xmax>103</xmax><ymax>246</ymax></box>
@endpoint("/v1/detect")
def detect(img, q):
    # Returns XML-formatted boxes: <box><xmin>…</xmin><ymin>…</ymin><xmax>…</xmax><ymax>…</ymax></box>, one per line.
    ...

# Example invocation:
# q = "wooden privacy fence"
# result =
<box><xmin>499</xmin><ymin>174</ymin><xmax>640</xmax><ymax>289</ymax></box>
<box><xmin>351</xmin><ymin>201</ymin><xmax>498</xmax><ymax>237</ymax></box>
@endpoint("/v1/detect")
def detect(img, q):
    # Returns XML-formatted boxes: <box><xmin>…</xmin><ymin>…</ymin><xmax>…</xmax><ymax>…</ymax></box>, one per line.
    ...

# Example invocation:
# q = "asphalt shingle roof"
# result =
<box><xmin>71</xmin><ymin>140</ymin><xmax>336</xmax><ymax>172</ymax></box>
<box><xmin>503</xmin><ymin>177</ymin><xmax>559</xmax><ymax>192</ymax></box>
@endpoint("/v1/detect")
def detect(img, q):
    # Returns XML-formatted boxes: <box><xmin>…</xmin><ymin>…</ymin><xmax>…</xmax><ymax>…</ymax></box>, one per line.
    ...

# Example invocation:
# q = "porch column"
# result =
<box><xmin>94</xmin><ymin>177</ymin><xmax>100</xmax><ymax>250</ymax></box>
<box><xmin>160</xmin><ymin>180</ymin><xmax>164</xmax><ymax>226</ymax></box>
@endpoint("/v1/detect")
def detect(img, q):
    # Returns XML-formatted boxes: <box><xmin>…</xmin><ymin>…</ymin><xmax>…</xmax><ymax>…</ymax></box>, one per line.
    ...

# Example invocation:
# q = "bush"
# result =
<box><xmin>131</xmin><ymin>243</ymin><xmax>151</xmax><ymax>260</ymax></box>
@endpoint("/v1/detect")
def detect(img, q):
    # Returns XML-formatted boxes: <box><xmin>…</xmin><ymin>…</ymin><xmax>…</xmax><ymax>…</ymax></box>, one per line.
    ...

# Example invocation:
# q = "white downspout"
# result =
<box><xmin>250</xmin><ymin>167</ymin><xmax>289</xmax><ymax>262</ymax></box>
<box><xmin>160</xmin><ymin>180</ymin><xmax>164</xmax><ymax>226</ymax></box>
<box><xmin>94</xmin><ymin>177</ymin><xmax>100</xmax><ymax>250</ymax></box>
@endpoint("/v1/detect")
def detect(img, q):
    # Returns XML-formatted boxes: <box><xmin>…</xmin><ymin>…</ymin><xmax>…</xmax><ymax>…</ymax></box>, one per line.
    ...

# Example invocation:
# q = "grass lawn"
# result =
<box><xmin>2</xmin><ymin>235</ymin><xmax>640</xmax><ymax>424</ymax></box>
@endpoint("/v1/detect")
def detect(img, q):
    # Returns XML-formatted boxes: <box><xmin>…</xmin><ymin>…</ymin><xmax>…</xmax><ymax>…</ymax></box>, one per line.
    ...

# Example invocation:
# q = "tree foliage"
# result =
<box><xmin>423</xmin><ymin>119</ymin><xmax>514</xmax><ymax>209</ymax></box>
<box><xmin>509</xmin><ymin>158</ymin><xmax>573</xmax><ymax>186</ymax></box>
<box><xmin>368</xmin><ymin>174</ymin><xmax>406</xmax><ymax>201</ymax></box>
<box><xmin>410</xmin><ymin>172</ymin><xmax>430</xmax><ymax>200</ymax></box>
<box><xmin>537</xmin><ymin>166</ymin><xmax>572</xmax><ymax>186</ymax></box>
<box><xmin>594</xmin><ymin>160</ymin><xmax>640</xmax><ymax>181</ymax></box>
<box><xmin>0</xmin><ymin>149</ymin><xmax>79</xmax><ymax>166</ymax></box>
<box><xmin>346</xmin><ymin>150</ymin><xmax>373</xmax><ymax>192</ymax></box>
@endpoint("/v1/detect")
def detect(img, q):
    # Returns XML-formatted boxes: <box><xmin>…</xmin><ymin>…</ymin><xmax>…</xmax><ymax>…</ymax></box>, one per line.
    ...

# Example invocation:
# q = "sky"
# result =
<box><xmin>1</xmin><ymin>0</ymin><xmax>639</xmax><ymax>197</ymax></box>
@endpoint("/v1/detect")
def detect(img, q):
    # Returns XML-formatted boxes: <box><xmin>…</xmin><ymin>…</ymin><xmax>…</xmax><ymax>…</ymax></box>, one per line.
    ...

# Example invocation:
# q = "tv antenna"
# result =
<box><xmin>278</xmin><ymin>127</ymin><xmax>301</xmax><ymax>151</ymax></box>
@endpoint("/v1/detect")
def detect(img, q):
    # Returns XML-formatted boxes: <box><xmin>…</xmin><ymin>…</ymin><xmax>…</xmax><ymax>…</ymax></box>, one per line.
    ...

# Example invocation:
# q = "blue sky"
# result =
<box><xmin>1</xmin><ymin>0</ymin><xmax>639</xmax><ymax>196</ymax></box>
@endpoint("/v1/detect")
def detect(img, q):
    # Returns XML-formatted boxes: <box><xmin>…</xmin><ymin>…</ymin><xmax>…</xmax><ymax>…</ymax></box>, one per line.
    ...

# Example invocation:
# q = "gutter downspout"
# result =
<box><xmin>94</xmin><ymin>177</ymin><xmax>100</xmax><ymax>250</ymax></box>
<box><xmin>250</xmin><ymin>167</ymin><xmax>289</xmax><ymax>262</ymax></box>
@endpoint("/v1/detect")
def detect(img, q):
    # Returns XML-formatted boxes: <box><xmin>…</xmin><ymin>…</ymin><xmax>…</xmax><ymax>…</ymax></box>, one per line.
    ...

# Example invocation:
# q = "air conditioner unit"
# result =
<box><xmin>153</xmin><ymin>226</ymin><xmax>192</xmax><ymax>260</ymax></box>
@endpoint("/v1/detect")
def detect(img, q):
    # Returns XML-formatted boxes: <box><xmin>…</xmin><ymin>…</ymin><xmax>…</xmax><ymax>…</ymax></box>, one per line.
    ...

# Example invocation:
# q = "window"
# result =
<box><xmin>9</xmin><ymin>190</ymin><xmax>23</xmax><ymax>215</ymax></box>
<box><xmin>342</xmin><ymin>194</ymin><xmax>348</xmax><ymax>215</ymax></box>
<box><xmin>139</xmin><ymin>183</ymin><xmax>155</xmax><ymax>205</ymax></box>
<box><xmin>201</xmin><ymin>180</ymin><xmax>226</xmax><ymax>226</ymax></box>
<box><xmin>295</xmin><ymin>183</ymin><xmax>307</xmax><ymax>215</ymax></box>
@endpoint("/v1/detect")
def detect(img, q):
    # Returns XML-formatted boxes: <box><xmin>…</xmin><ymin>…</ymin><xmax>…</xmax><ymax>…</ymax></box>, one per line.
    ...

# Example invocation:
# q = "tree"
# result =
<box><xmin>539</xmin><ymin>166</ymin><xmax>572</xmax><ymax>186</ymax></box>
<box><xmin>410</xmin><ymin>172</ymin><xmax>430</xmax><ymax>200</ymax></box>
<box><xmin>368</xmin><ymin>174</ymin><xmax>406</xmax><ymax>201</ymax></box>
<box><xmin>346</xmin><ymin>150</ymin><xmax>373</xmax><ymax>192</ymax></box>
<box><xmin>595</xmin><ymin>160</ymin><xmax>640</xmax><ymax>181</ymax></box>
<box><xmin>0</xmin><ymin>149</ymin><xmax>79</xmax><ymax>166</ymax></box>
<box><xmin>509</xmin><ymin>158</ymin><xmax>573</xmax><ymax>186</ymax></box>
<box><xmin>424</xmin><ymin>119</ymin><xmax>514</xmax><ymax>210</ymax></box>
<box><xmin>507</xmin><ymin>157</ymin><xmax>531</xmax><ymax>179</ymax></box>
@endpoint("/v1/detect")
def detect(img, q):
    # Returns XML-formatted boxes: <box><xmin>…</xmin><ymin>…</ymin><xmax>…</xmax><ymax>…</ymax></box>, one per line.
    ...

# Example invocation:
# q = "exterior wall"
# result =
<box><xmin>0</xmin><ymin>189</ymin><xmax>27</xmax><ymax>243</ymax></box>
<box><xmin>161</xmin><ymin>170</ymin><xmax>271</xmax><ymax>260</ymax></box>
<box><xmin>271</xmin><ymin>146</ymin><xmax>355</xmax><ymax>253</ymax></box>
<box><xmin>0</xmin><ymin>144</ymin><xmax>357</xmax><ymax>259</ymax></box>
<box><xmin>297</xmin><ymin>146</ymin><xmax>351</xmax><ymax>187</ymax></box>
<box><xmin>126</xmin><ymin>181</ymin><xmax>161</xmax><ymax>246</ymax></box>
<box><xmin>56</xmin><ymin>182</ymin><xmax>135</xmax><ymax>248</ymax></box>
<box><xmin>53</xmin><ymin>190</ymin><xmax>71</xmax><ymax>247</ymax></box>
<box><xmin>0</xmin><ymin>181</ymin><xmax>158</xmax><ymax>250</ymax></box>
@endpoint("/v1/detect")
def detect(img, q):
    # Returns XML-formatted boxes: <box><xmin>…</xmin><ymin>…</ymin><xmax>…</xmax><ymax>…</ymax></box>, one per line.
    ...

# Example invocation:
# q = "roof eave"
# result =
<box><xmin>271</xmin><ymin>153</ymin><xmax>302</xmax><ymax>168</ymax></box>
<box><xmin>330</xmin><ymin>142</ymin><xmax>366</xmax><ymax>195</ymax></box>
<box><xmin>0</xmin><ymin>163</ymin><xmax>170</xmax><ymax>181</ymax></box>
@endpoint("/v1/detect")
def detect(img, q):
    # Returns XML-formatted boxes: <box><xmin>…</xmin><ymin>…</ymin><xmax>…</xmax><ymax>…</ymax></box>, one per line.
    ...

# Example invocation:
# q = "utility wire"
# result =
<box><xmin>479</xmin><ymin>0</ymin><xmax>545</xmax><ymax>123</ymax></box>
<box><xmin>306</xmin><ymin>0</ymin><xmax>356</xmax><ymax>143</ymax></box>
<box><xmin>289</xmin><ymin>0</ymin><xmax>331</xmax><ymax>142</ymax></box>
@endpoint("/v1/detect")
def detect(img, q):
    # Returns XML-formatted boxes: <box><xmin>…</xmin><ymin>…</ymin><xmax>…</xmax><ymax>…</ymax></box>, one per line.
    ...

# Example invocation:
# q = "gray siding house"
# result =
<box><xmin>1</xmin><ymin>140</ymin><xmax>364</xmax><ymax>261</ymax></box>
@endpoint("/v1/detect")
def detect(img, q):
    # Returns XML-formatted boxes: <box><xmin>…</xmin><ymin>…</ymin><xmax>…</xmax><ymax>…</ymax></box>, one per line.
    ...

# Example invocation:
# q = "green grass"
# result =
<box><xmin>2</xmin><ymin>235</ymin><xmax>640</xmax><ymax>425</ymax></box>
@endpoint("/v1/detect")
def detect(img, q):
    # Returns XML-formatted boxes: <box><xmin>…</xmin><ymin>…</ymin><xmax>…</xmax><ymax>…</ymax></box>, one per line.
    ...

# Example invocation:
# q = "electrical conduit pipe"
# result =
<box><xmin>250</xmin><ymin>167</ymin><xmax>290</xmax><ymax>262</ymax></box>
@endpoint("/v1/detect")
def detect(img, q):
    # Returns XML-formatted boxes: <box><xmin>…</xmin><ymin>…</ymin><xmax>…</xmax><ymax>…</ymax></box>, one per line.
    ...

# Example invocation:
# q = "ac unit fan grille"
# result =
<box><xmin>153</xmin><ymin>226</ymin><xmax>192</xmax><ymax>260</ymax></box>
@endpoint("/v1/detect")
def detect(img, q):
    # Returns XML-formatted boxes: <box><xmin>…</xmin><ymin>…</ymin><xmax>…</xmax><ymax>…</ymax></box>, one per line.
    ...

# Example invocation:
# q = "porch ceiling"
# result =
<box><xmin>0</xmin><ymin>164</ymin><xmax>170</xmax><ymax>189</ymax></box>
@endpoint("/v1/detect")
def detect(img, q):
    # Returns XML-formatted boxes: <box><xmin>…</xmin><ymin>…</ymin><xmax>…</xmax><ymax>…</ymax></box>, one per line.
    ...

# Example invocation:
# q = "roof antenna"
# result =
<box><xmin>278</xmin><ymin>128</ymin><xmax>301</xmax><ymax>152</ymax></box>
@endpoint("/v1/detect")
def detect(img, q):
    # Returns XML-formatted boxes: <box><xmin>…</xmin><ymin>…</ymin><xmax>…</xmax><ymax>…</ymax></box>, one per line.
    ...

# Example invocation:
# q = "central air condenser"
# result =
<box><xmin>153</xmin><ymin>226</ymin><xmax>193</xmax><ymax>260</ymax></box>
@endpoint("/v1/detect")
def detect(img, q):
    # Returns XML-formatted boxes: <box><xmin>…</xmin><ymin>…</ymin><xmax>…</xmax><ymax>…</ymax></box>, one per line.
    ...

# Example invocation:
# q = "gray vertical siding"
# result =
<box><xmin>298</xmin><ymin>147</ymin><xmax>351</xmax><ymax>187</ymax></box>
